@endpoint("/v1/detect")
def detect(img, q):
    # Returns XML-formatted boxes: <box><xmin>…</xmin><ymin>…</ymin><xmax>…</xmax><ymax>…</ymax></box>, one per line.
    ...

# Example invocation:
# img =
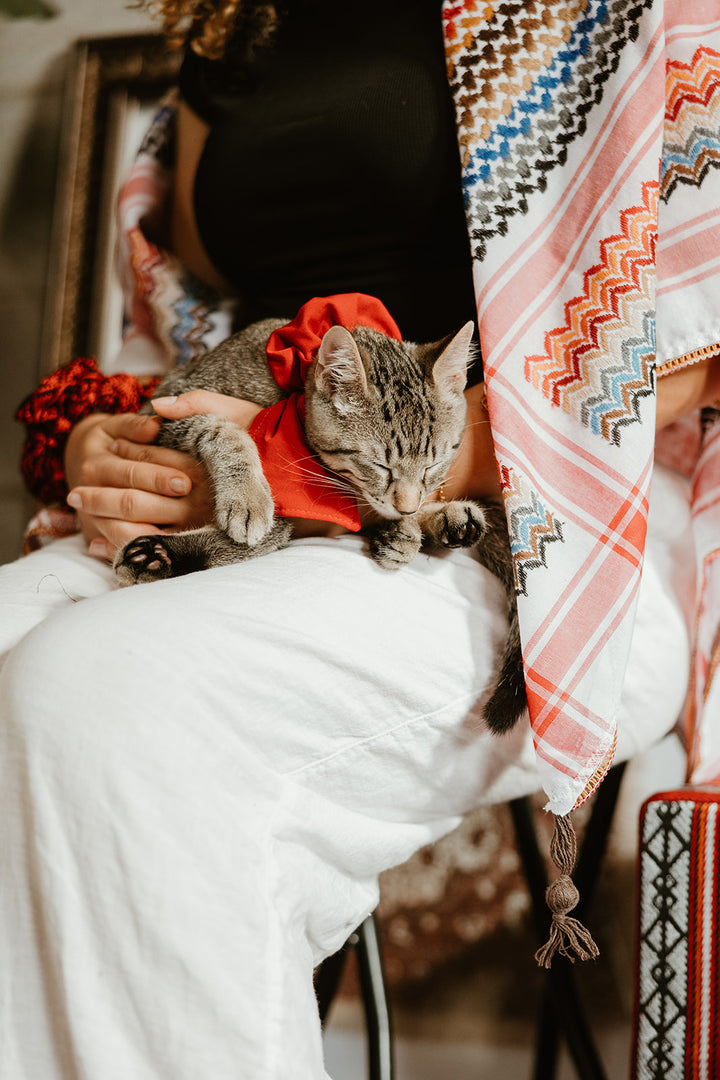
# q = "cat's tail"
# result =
<box><xmin>483</xmin><ymin>613</ymin><xmax>528</xmax><ymax>734</ymax></box>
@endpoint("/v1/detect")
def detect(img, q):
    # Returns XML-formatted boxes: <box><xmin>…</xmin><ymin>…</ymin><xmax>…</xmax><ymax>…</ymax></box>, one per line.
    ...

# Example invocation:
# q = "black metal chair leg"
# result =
<box><xmin>317</xmin><ymin>913</ymin><xmax>394</xmax><ymax>1080</ymax></box>
<box><xmin>509</xmin><ymin>761</ymin><xmax>627</xmax><ymax>1080</ymax></box>
<box><xmin>532</xmin><ymin>994</ymin><xmax>560</xmax><ymax>1080</ymax></box>
<box><xmin>354</xmin><ymin>914</ymin><xmax>395</xmax><ymax>1080</ymax></box>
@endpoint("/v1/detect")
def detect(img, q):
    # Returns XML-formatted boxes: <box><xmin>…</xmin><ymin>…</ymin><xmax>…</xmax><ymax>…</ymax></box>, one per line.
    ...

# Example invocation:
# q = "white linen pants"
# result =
<box><xmin>0</xmin><ymin>465</ymin><xmax>694</xmax><ymax>1079</ymax></box>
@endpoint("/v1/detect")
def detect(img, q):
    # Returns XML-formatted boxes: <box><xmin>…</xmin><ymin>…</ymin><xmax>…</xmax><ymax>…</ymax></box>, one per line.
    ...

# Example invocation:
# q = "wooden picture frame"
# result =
<box><xmin>41</xmin><ymin>33</ymin><xmax>181</xmax><ymax>375</ymax></box>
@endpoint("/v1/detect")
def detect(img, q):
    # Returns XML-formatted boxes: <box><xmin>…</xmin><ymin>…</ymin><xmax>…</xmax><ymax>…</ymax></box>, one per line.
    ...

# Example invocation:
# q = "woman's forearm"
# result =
<box><xmin>439</xmin><ymin>383</ymin><xmax>502</xmax><ymax>502</ymax></box>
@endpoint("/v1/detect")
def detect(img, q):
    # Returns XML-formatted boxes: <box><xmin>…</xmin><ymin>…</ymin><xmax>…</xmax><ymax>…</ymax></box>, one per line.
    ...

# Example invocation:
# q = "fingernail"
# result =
<box><xmin>67</xmin><ymin>491</ymin><xmax>82</xmax><ymax>509</ymax></box>
<box><xmin>169</xmin><ymin>477</ymin><xmax>190</xmax><ymax>494</ymax></box>
<box><xmin>109</xmin><ymin>440</ymin><xmax>119</xmax><ymax>454</ymax></box>
<box><xmin>89</xmin><ymin>539</ymin><xmax>111</xmax><ymax>560</ymax></box>
<box><xmin>152</xmin><ymin>396</ymin><xmax>178</xmax><ymax>408</ymax></box>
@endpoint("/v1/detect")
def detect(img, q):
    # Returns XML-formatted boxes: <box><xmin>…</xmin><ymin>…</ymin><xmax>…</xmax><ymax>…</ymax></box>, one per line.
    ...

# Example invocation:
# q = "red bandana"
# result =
<box><xmin>248</xmin><ymin>294</ymin><xmax>401</xmax><ymax>531</ymax></box>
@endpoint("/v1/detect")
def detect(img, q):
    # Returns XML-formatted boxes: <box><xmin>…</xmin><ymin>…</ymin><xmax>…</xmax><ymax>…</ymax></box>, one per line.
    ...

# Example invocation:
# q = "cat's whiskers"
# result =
<box><xmin>269</xmin><ymin>452</ymin><xmax>359</xmax><ymax>497</ymax></box>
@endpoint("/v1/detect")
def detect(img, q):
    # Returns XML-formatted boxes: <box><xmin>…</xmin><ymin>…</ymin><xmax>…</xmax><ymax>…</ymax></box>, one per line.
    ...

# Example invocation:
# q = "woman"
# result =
<box><xmin>1</xmin><ymin>2</ymin><xmax>718</xmax><ymax>1076</ymax></box>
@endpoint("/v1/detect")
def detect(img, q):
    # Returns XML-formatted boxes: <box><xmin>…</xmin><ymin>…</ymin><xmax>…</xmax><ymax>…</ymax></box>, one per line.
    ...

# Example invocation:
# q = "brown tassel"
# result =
<box><xmin>534</xmin><ymin>813</ymin><xmax>600</xmax><ymax>969</ymax></box>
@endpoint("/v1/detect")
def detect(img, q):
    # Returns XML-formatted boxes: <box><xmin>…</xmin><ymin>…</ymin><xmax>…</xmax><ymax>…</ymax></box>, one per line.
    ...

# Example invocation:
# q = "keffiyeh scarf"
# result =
<box><xmin>441</xmin><ymin>0</ymin><xmax>720</xmax><ymax>819</ymax></box>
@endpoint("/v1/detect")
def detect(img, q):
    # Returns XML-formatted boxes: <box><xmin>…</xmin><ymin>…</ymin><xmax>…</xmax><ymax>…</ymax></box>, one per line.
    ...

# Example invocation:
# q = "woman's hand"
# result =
<box><xmin>65</xmin><ymin>392</ymin><xmax>263</xmax><ymax>560</ymax></box>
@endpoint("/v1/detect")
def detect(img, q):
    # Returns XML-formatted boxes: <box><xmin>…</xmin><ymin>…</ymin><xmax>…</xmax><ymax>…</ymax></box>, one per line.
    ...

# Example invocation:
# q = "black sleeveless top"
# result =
<box><xmin>179</xmin><ymin>0</ymin><xmax>477</xmax><ymax>349</ymax></box>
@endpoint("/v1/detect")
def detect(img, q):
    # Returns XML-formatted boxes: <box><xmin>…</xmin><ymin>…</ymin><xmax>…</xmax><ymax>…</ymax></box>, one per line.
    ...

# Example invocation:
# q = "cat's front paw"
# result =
<box><xmin>217</xmin><ymin>477</ymin><xmax>276</xmax><ymax>547</ymax></box>
<box><xmin>368</xmin><ymin>518</ymin><xmax>423</xmax><ymax>570</ymax></box>
<box><xmin>114</xmin><ymin>536</ymin><xmax>175</xmax><ymax>585</ymax></box>
<box><xmin>419</xmin><ymin>500</ymin><xmax>488</xmax><ymax>549</ymax></box>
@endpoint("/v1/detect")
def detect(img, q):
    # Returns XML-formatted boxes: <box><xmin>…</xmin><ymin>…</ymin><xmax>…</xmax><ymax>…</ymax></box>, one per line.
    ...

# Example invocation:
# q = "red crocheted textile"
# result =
<box><xmin>15</xmin><ymin>357</ymin><xmax>160</xmax><ymax>506</ymax></box>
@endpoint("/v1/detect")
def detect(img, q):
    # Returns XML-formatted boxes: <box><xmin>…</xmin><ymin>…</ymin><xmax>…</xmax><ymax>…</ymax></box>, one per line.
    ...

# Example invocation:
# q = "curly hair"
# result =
<box><xmin>136</xmin><ymin>0</ymin><xmax>279</xmax><ymax>61</ymax></box>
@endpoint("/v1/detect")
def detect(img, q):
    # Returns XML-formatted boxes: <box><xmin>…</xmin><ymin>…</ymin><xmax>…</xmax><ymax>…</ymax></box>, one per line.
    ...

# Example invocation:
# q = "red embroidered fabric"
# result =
<box><xmin>15</xmin><ymin>358</ymin><xmax>160</xmax><ymax>505</ymax></box>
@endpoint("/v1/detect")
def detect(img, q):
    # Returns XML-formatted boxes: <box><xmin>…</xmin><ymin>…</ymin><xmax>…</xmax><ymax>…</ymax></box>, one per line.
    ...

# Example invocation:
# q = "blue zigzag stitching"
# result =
<box><xmin>463</xmin><ymin>1</ymin><xmax>609</xmax><ymax>187</ymax></box>
<box><xmin>455</xmin><ymin>0</ymin><xmax>653</xmax><ymax>258</ymax></box>
<box><xmin>661</xmin><ymin>130</ymin><xmax>720</xmax><ymax>201</ymax></box>
<box><xmin>662</xmin><ymin>132</ymin><xmax>720</xmax><ymax>179</ymax></box>
<box><xmin>507</xmin><ymin>488</ymin><xmax>564</xmax><ymax>596</ymax></box>
<box><xmin>579</xmin><ymin>309</ymin><xmax>656</xmax><ymax>445</ymax></box>
<box><xmin>170</xmin><ymin>293</ymin><xmax>214</xmax><ymax>367</ymax></box>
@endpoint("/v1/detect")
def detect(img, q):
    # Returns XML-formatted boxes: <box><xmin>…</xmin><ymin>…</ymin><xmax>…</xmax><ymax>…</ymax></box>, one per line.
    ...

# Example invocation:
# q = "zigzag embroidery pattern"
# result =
<box><xmin>524</xmin><ymin>181</ymin><xmax>658</xmax><ymax>446</ymax></box>
<box><xmin>128</xmin><ymin>228</ymin><xmax>221</xmax><ymax>368</ymax></box>
<box><xmin>442</xmin><ymin>0</ymin><xmax>494</xmax><ymax>62</ymax></box>
<box><xmin>443</xmin><ymin>0</ymin><xmax>651</xmax><ymax>261</ymax></box>
<box><xmin>168</xmin><ymin>284</ymin><xmax>220</xmax><ymax>367</ymax></box>
<box><xmin>661</xmin><ymin>46</ymin><xmax>720</xmax><ymax>203</ymax></box>
<box><xmin>501</xmin><ymin>465</ymin><xmax>565</xmax><ymax>596</ymax></box>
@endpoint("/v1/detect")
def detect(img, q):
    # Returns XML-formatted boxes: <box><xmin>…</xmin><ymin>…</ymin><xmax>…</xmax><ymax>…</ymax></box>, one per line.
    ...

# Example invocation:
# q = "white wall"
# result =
<box><xmin>0</xmin><ymin>0</ymin><xmax>156</xmax><ymax>564</ymax></box>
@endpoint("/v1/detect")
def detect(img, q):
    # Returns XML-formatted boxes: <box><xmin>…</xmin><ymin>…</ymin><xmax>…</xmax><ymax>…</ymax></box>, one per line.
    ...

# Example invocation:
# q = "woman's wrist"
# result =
<box><xmin>656</xmin><ymin>352</ymin><xmax>720</xmax><ymax>429</ymax></box>
<box><xmin>435</xmin><ymin>382</ymin><xmax>502</xmax><ymax>502</ymax></box>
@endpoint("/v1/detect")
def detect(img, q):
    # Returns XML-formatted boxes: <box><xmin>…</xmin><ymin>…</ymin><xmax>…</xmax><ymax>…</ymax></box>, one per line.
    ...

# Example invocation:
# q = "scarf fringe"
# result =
<box><xmin>534</xmin><ymin>813</ymin><xmax>599</xmax><ymax>969</ymax></box>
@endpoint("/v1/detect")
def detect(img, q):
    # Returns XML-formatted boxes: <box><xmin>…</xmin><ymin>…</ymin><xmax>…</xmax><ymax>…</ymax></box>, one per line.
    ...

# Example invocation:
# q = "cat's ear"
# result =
<box><xmin>315</xmin><ymin>326</ymin><xmax>368</xmax><ymax>406</ymax></box>
<box><xmin>429</xmin><ymin>321</ymin><xmax>474</xmax><ymax>398</ymax></box>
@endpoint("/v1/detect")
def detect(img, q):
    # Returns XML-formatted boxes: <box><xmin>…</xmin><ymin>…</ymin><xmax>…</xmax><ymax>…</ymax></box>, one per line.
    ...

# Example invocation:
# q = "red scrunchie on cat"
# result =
<box><xmin>249</xmin><ymin>293</ymin><xmax>402</xmax><ymax>532</ymax></box>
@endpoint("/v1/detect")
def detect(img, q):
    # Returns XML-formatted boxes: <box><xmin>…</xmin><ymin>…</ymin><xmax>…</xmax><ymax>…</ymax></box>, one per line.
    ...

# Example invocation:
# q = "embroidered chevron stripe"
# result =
<box><xmin>444</xmin><ymin>0</ymin><xmax>652</xmax><ymax>261</ymax></box>
<box><xmin>501</xmin><ymin>466</ymin><xmax>564</xmax><ymax>596</ymax></box>
<box><xmin>443</xmin><ymin>0</ymin><xmax>587</xmax><ymax>144</ymax></box>
<box><xmin>169</xmin><ymin>289</ymin><xmax>220</xmax><ymax>366</ymax></box>
<box><xmin>442</xmin><ymin>0</ymin><xmax>494</xmax><ymax>65</ymax></box>
<box><xmin>661</xmin><ymin>46</ymin><xmax>720</xmax><ymax>202</ymax></box>
<box><xmin>525</xmin><ymin>181</ymin><xmax>658</xmax><ymax>445</ymax></box>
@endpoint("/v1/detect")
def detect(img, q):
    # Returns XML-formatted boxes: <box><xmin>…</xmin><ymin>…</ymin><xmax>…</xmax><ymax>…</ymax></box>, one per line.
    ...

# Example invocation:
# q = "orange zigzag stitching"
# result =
<box><xmin>665</xmin><ymin>46</ymin><xmax>720</xmax><ymax>123</ymax></box>
<box><xmin>443</xmin><ymin>0</ymin><xmax>493</xmax><ymax>65</ymax></box>
<box><xmin>662</xmin><ymin>47</ymin><xmax>720</xmax><ymax>201</ymax></box>
<box><xmin>525</xmin><ymin>182</ymin><xmax>659</xmax><ymax>416</ymax></box>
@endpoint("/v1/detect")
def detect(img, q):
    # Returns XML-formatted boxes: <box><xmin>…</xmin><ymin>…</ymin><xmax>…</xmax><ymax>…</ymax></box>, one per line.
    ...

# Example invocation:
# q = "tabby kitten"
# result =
<box><xmin>114</xmin><ymin>318</ymin><xmax>526</xmax><ymax>731</ymax></box>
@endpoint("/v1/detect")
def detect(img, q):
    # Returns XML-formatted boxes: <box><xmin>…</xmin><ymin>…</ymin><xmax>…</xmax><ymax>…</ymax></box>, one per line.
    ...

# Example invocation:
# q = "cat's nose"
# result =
<box><xmin>393</xmin><ymin>486</ymin><xmax>422</xmax><ymax>515</ymax></box>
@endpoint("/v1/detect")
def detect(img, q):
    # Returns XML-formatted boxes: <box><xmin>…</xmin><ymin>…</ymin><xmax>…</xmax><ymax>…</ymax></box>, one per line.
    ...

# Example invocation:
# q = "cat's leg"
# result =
<box><xmin>158</xmin><ymin>415</ymin><xmax>276</xmax><ymax>546</ymax></box>
<box><xmin>366</xmin><ymin>517</ymin><xmax>423</xmax><ymax>570</ymax></box>
<box><xmin>114</xmin><ymin>520</ymin><xmax>293</xmax><ymax>585</ymax></box>
<box><xmin>417</xmin><ymin>500</ymin><xmax>489</xmax><ymax>549</ymax></box>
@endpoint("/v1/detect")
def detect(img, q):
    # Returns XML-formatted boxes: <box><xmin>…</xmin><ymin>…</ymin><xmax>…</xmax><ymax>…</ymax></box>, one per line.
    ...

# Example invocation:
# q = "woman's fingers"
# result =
<box><xmin>110</xmin><ymin>436</ymin><xmax>202</xmax><ymax>474</ymax></box>
<box><xmin>67</xmin><ymin>485</ymin><xmax>199</xmax><ymax>527</ymax></box>
<box><xmin>97</xmin><ymin>442</ymin><xmax>198</xmax><ymax>496</ymax></box>
<box><xmin>151</xmin><ymin>390</ymin><xmax>263</xmax><ymax>428</ymax></box>
<box><xmin>99</xmin><ymin>411</ymin><xmax>163</xmax><ymax>443</ymax></box>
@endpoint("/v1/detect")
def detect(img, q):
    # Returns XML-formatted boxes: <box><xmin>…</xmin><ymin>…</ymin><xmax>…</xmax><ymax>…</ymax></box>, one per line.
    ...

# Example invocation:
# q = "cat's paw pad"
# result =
<box><xmin>368</xmin><ymin>519</ymin><xmax>422</xmax><ymax>570</ymax></box>
<box><xmin>423</xmin><ymin>501</ymin><xmax>488</xmax><ymax>549</ymax></box>
<box><xmin>114</xmin><ymin>536</ymin><xmax>174</xmax><ymax>585</ymax></box>
<box><xmin>218</xmin><ymin>484</ymin><xmax>276</xmax><ymax>547</ymax></box>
